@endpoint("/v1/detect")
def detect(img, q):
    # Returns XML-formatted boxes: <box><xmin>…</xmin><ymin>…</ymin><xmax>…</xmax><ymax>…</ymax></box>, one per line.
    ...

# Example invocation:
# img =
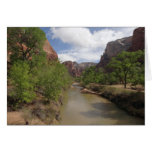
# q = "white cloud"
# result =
<box><xmin>58</xmin><ymin>53</ymin><xmax>76</xmax><ymax>62</ymax></box>
<box><xmin>58</xmin><ymin>48</ymin><xmax>102</xmax><ymax>63</ymax></box>
<box><xmin>49</xmin><ymin>27</ymin><xmax>136</xmax><ymax>63</ymax></box>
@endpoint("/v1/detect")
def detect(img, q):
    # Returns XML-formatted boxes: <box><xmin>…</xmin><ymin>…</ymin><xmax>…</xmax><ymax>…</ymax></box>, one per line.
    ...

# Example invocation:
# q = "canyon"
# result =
<box><xmin>7</xmin><ymin>27</ymin><xmax>145</xmax><ymax>125</ymax></box>
<box><xmin>62</xmin><ymin>27</ymin><xmax>145</xmax><ymax>76</ymax></box>
<box><xmin>63</xmin><ymin>61</ymin><xmax>96</xmax><ymax>77</ymax></box>
<box><xmin>97</xmin><ymin>27</ymin><xmax>145</xmax><ymax>69</ymax></box>
<box><xmin>7</xmin><ymin>27</ymin><xmax>145</xmax><ymax>76</ymax></box>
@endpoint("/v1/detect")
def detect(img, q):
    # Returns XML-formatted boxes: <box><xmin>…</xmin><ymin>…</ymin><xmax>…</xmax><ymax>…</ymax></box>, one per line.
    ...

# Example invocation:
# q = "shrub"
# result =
<box><xmin>37</xmin><ymin>61</ymin><xmax>72</xmax><ymax>102</ymax></box>
<box><xmin>9</xmin><ymin>61</ymin><xmax>36</xmax><ymax>103</ymax></box>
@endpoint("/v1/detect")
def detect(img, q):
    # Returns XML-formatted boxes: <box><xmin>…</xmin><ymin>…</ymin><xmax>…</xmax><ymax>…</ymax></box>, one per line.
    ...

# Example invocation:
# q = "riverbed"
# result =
<box><xmin>60</xmin><ymin>84</ymin><xmax>144</xmax><ymax>125</ymax></box>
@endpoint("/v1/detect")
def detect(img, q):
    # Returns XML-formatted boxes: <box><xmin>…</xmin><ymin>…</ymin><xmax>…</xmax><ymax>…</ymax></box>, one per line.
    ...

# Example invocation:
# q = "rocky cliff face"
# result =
<box><xmin>63</xmin><ymin>61</ymin><xmax>81</xmax><ymax>77</ymax></box>
<box><xmin>78</xmin><ymin>62</ymin><xmax>97</xmax><ymax>70</ymax></box>
<box><xmin>8</xmin><ymin>39</ymin><xmax>58</xmax><ymax>63</ymax></box>
<box><xmin>97</xmin><ymin>36</ymin><xmax>132</xmax><ymax>68</ymax></box>
<box><xmin>63</xmin><ymin>61</ymin><xmax>96</xmax><ymax>77</ymax></box>
<box><xmin>97</xmin><ymin>27</ymin><xmax>145</xmax><ymax>69</ymax></box>
<box><xmin>129</xmin><ymin>27</ymin><xmax>145</xmax><ymax>52</ymax></box>
<box><xmin>43</xmin><ymin>40</ymin><xmax>58</xmax><ymax>60</ymax></box>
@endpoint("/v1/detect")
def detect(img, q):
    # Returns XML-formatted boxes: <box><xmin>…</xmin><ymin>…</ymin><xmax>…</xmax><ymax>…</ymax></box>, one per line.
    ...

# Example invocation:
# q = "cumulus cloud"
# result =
<box><xmin>58</xmin><ymin>53</ymin><xmax>76</xmax><ymax>62</ymax></box>
<box><xmin>58</xmin><ymin>48</ymin><xmax>102</xmax><ymax>63</ymax></box>
<box><xmin>49</xmin><ymin>27</ymin><xmax>136</xmax><ymax>63</ymax></box>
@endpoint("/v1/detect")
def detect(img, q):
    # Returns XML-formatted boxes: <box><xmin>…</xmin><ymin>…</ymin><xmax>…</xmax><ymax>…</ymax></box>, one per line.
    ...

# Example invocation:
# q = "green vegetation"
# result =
<box><xmin>107</xmin><ymin>50</ymin><xmax>144</xmax><ymax>88</ymax></box>
<box><xmin>80</xmin><ymin>66</ymin><xmax>105</xmax><ymax>85</ymax></box>
<box><xmin>37</xmin><ymin>62</ymin><xmax>72</xmax><ymax>101</ymax></box>
<box><xmin>81</xmin><ymin>50</ymin><xmax>144</xmax><ymax>88</ymax></box>
<box><xmin>7</xmin><ymin>27</ymin><xmax>46</xmax><ymax>64</ymax></box>
<box><xmin>8</xmin><ymin>27</ymin><xmax>72</xmax><ymax>107</ymax></box>
<box><xmin>9</xmin><ymin>61</ymin><xmax>35</xmax><ymax>103</ymax></box>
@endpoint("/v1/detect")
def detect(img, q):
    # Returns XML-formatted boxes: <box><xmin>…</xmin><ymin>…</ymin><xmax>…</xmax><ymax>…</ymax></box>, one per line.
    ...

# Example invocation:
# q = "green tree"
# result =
<box><xmin>8</xmin><ymin>27</ymin><xmax>72</xmax><ymax>108</ymax></box>
<box><xmin>81</xmin><ymin>66</ymin><xmax>107</xmax><ymax>85</ymax></box>
<box><xmin>104</xmin><ymin>72</ymin><xmax>119</xmax><ymax>85</ymax></box>
<box><xmin>37</xmin><ymin>62</ymin><xmax>72</xmax><ymax>102</ymax></box>
<box><xmin>81</xmin><ymin>66</ymin><xmax>97</xmax><ymax>85</ymax></box>
<box><xmin>7</xmin><ymin>27</ymin><xmax>46</xmax><ymax>65</ymax></box>
<box><xmin>9</xmin><ymin>61</ymin><xmax>36</xmax><ymax>103</ymax></box>
<box><xmin>129</xmin><ymin>64</ymin><xmax>144</xmax><ymax>87</ymax></box>
<box><xmin>107</xmin><ymin>50</ymin><xmax>144</xmax><ymax>88</ymax></box>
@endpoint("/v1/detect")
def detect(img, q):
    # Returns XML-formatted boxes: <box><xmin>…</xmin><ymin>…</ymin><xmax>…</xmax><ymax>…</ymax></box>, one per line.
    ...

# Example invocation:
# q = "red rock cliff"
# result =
<box><xmin>63</xmin><ymin>61</ymin><xmax>81</xmax><ymax>77</ymax></box>
<box><xmin>43</xmin><ymin>40</ymin><xmax>58</xmax><ymax>60</ymax></box>
<box><xmin>8</xmin><ymin>39</ymin><xmax>58</xmax><ymax>63</ymax></box>
<box><xmin>129</xmin><ymin>27</ymin><xmax>145</xmax><ymax>52</ymax></box>
<box><xmin>97</xmin><ymin>27</ymin><xmax>145</xmax><ymax>69</ymax></box>
<box><xmin>63</xmin><ymin>61</ymin><xmax>96</xmax><ymax>77</ymax></box>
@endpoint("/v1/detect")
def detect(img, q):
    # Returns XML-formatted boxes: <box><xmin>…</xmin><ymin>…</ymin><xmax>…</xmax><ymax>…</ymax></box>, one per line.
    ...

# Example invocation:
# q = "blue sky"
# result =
<box><xmin>40</xmin><ymin>27</ymin><xmax>136</xmax><ymax>63</ymax></box>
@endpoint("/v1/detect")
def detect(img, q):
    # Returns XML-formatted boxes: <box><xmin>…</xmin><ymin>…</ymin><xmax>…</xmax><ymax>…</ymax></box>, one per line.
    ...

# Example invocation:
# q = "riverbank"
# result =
<box><xmin>60</xmin><ymin>83</ymin><xmax>144</xmax><ymax>125</ymax></box>
<box><xmin>7</xmin><ymin>94</ymin><xmax>64</xmax><ymax>125</ymax></box>
<box><xmin>81</xmin><ymin>83</ymin><xmax>144</xmax><ymax>118</ymax></box>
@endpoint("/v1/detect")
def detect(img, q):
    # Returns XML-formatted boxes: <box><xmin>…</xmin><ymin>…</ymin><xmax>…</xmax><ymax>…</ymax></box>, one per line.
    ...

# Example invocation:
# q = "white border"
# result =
<box><xmin>0</xmin><ymin>0</ymin><xmax>152</xmax><ymax>152</ymax></box>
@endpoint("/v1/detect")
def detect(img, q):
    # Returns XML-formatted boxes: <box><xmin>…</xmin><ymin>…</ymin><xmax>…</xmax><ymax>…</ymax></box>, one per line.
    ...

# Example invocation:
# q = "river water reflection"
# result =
<box><xmin>60</xmin><ymin>84</ymin><xmax>144</xmax><ymax>125</ymax></box>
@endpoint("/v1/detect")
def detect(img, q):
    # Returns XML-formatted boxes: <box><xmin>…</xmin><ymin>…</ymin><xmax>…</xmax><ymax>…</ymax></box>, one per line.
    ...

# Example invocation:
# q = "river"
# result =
<box><xmin>60</xmin><ymin>84</ymin><xmax>144</xmax><ymax>125</ymax></box>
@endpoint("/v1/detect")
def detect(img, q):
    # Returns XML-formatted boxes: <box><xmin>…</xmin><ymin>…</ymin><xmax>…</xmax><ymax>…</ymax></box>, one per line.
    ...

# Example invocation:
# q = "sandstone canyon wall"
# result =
<box><xmin>8</xmin><ymin>39</ymin><xmax>58</xmax><ymax>64</ymax></box>
<box><xmin>97</xmin><ymin>27</ymin><xmax>145</xmax><ymax>69</ymax></box>
<box><xmin>63</xmin><ymin>61</ymin><xmax>96</xmax><ymax>77</ymax></box>
<box><xmin>97</xmin><ymin>36</ymin><xmax>132</xmax><ymax>68</ymax></box>
<box><xmin>43</xmin><ymin>40</ymin><xmax>58</xmax><ymax>60</ymax></box>
<box><xmin>129</xmin><ymin>27</ymin><xmax>145</xmax><ymax>52</ymax></box>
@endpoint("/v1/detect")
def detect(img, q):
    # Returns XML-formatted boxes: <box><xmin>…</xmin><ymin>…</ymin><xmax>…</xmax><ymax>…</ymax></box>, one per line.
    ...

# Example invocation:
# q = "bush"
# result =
<box><xmin>81</xmin><ymin>66</ymin><xmax>106</xmax><ymax>85</ymax></box>
<box><xmin>7</xmin><ymin>27</ymin><xmax>72</xmax><ymax>109</ymax></box>
<box><xmin>37</xmin><ymin>61</ymin><xmax>72</xmax><ymax>102</ymax></box>
<box><xmin>9</xmin><ymin>61</ymin><xmax>36</xmax><ymax>103</ymax></box>
<box><xmin>107</xmin><ymin>50</ymin><xmax>144</xmax><ymax>88</ymax></box>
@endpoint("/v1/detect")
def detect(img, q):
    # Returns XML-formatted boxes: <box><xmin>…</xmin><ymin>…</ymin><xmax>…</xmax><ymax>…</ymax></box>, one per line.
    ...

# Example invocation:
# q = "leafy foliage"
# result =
<box><xmin>7</xmin><ymin>27</ymin><xmax>46</xmax><ymax>64</ymax></box>
<box><xmin>37</xmin><ymin>62</ymin><xmax>72</xmax><ymax>101</ymax></box>
<box><xmin>107</xmin><ymin>50</ymin><xmax>144</xmax><ymax>88</ymax></box>
<box><xmin>8</xmin><ymin>27</ymin><xmax>72</xmax><ymax>106</ymax></box>
<box><xmin>81</xmin><ymin>66</ymin><xmax>106</xmax><ymax>85</ymax></box>
<box><xmin>81</xmin><ymin>50</ymin><xmax>144</xmax><ymax>88</ymax></box>
<box><xmin>9</xmin><ymin>61</ymin><xmax>36</xmax><ymax>103</ymax></box>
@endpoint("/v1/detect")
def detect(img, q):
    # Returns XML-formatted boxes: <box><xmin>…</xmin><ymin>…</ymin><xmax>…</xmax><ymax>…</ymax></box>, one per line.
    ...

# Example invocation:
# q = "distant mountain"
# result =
<box><xmin>78</xmin><ymin>62</ymin><xmax>97</xmax><ymax>70</ymax></box>
<box><xmin>63</xmin><ymin>61</ymin><xmax>96</xmax><ymax>77</ymax></box>
<box><xmin>96</xmin><ymin>36</ymin><xmax>132</xmax><ymax>69</ymax></box>
<box><xmin>97</xmin><ymin>27</ymin><xmax>145</xmax><ymax>70</ymax></box>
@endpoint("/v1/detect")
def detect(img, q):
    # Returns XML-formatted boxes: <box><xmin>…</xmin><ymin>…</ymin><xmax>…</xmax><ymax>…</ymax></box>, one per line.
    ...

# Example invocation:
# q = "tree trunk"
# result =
<box><xmin>124</xmin><ymin>74</ymin><xmax>127</xmax><ymax>88</ymax></box>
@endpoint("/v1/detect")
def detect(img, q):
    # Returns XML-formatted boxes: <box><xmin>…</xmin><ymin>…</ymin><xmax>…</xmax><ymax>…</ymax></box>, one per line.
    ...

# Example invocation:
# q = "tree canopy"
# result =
<box><xmin>107</xmin><ymin>50</ymin><xmax>144</xmax><ymax>88</ymax></box>
<box><xmin>8</xmin><ymin>27</ymin><xmax>72</xmax><ymax>106</ymax></box>
<box><xmin>7</xmin><ymin>27</ymin><xmax>46</xmax><ymax>64</ymax></box>
<box><xmin>81</xmin><ymin>50</ymin><xmax>144</xmax><ymax>88</ymax></box>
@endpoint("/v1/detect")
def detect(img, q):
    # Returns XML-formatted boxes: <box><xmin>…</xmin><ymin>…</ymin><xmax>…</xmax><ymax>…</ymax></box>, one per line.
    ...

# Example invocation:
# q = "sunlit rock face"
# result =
<box><xmin>8</xmin><ymin>39</ymin><xmax>58</xmax><ymax>63</ymax></box>
<box><xmin>43</xmin><ymin>40</ymin><xmax>58</xmax><ymax>60</ymax></box>
<box><xmin>97</xmin><ymin>27</ymin><xmax>145</xmax><ymax>69</ymax></box>
<box><xmin>97</xmin><ymin>36</ymin><xmax>132</xmax><ymax>69</ymax></box>
<box><xmin>63</xmin><ymin>61</ymin><xmax>96</xmax><ymax>77</ymax></box>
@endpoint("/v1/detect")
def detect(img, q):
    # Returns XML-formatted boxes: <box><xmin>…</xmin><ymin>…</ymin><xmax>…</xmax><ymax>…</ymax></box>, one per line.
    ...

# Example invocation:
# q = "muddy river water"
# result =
<box><xmin>60</xmin><ymin>84</ymin><xmax>144</xmax><ymax>125</ymax></box>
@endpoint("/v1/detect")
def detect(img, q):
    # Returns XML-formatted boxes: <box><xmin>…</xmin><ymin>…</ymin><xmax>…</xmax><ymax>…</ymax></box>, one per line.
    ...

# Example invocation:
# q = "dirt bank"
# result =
<box><xmin>7</xmin><ymin>95</ymin><xmax>64</xmax><ymax>125</ymax></box>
